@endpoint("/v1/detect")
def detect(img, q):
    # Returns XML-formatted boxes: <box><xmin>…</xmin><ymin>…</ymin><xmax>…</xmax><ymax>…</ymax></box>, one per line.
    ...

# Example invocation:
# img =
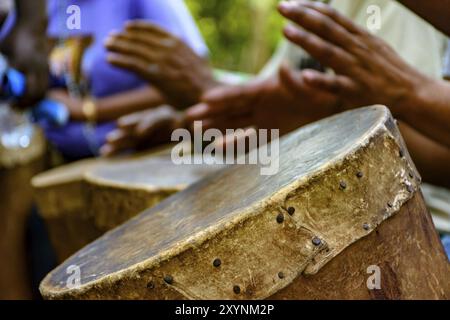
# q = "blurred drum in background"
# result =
<box><xmin>32</xmin><ymin>145</ymin><xmax>225</xmax><ymax>262</ymax></box>
<box><xmin>0</xmin><ymin>105</ymin><xmax>46</xmax><ymax>299</ymax></box>
<box><xmin>40</xmin><ymin>106</ymin><xmax>449</xmax><ymax>300</ymax></box>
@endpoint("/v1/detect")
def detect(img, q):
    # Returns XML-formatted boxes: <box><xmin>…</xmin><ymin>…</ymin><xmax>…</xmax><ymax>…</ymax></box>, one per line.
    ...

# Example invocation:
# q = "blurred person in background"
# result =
<box><xmin>43</xmin><ymin>0</ymin><xmax>214</xmax><ymax>160</ymax></box>
<box><xmin>0</xmin><ymin>0</ymin><xmax>49</xmax><ymax>105</ymax></box>
<box><xmin>0</xmin><ymin>0</ymin><xmax>50</xmax><ymax>300</ymax></box>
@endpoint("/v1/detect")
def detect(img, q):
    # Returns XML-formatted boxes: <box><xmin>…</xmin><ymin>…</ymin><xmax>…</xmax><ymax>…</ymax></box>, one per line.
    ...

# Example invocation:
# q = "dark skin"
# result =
<box><xmin>99</xmin><ymin>20</ymin><xmax>219</xmax><ymax>154</ymax></box>
<box><xmin>100</xmin><ymin>105</ymin><xmax>184</xmax><ymax>156</ymax></box>
<box><xmin>51</xmin><ymin>21</ymin><xmax>217</xmax><ymax>123</ymax></box>
<box><xmin>49</xmin><ymin>21</ymin><xmax>216</xmax><ymax>122</ymax></box>
<box><xmin>100</xmin><ymin>65</ymin><xmax>339</xmax><ymax>155</ymax></box>
<box><xmin>105</xmin><ymin>21</ymin><xmax>218</xmax><ymax>110</ymax></box>
<box><xmin>276</xmin><ymin>0</ymin><xmax>450</xmax><ymax>187</ymax></box>
<box><xmin>186</xmin><ymin>65</ymin><xmax>338</xmax><ymax>134</ymax></box>
<box><xmin>48</xmin><ymin>86</ymin><xmax>166</xmax><ymax>122</ymax></box>
<box><xmin>399</xmin><ymin>122</ymin><xmax>450</xmax><ymax>189</ymax></box>
<box><xmin>278</xmin><ymin>0</ymin><xmax>450</xmax><ymax>148</ymax></box>
<box><xmin>46</xmin><ymin>33</ymin><xmax>167</xmax><ymax>122</ymax></box>
<box><xmin>0</xmin><ymin>0</ymin><xmax>49</xmax><ymax>105</ymax></box>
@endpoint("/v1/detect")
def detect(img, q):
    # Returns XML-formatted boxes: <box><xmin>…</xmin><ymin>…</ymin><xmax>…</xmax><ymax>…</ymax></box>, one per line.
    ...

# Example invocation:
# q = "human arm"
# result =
<box><xmin>278</xmin><ymin>0</ymin><xmax>450</xmax><ymax>148</ymax></box>
<box><xmin>48</xmin><ymin>85</ymin><xmax>166</xmax><ymax>122</ymax></box>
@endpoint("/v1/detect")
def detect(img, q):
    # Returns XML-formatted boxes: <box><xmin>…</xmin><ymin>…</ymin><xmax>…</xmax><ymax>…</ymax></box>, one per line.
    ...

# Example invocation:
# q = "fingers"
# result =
<box><xmin>185</xmin><ymin>84</ymin><xmax>255</xmax><ymax>121</ymax></box>
<box><xmin>116</xmin><ymin>112</ymin><xmax>142</xmax><ymax>129</ymax></box>
<box><xmin>106</xmin><ymin>53</ymin><xmax>150</xmax><ymax>78</ymax></box>
<box><xmin>105</xmin><ymin>35</ymin><xmax>159</xmax><ymax>63</ymax></box>
<box><xmin>101</xmin><ymin>129</ymin><xmax>136</xmax><ymax>156</ymax></box>
<box><xmin>301</xmin><ymin>69</ymin><xmax>358</xmax><ymax>96</ymax></box>
<box><xmin>282</xmin><ymin>24</ymin><xmax>356</xmax><ymax>75</ymax></box>
<box><xmin>278</xmin><ymin>65</ymin><xmax>323</xmax><ymax>99</ymax></box>
<box><xmin>135</xmin><ymin>111</ymin><xmax>173</xmax><ymax>138</ymax></box>
<box><xmin>104</xmin><ymin>23</ymin><xmax>180</xmax><ymax>78</ymax></box>
<box><xmin>283</xmin><ymin>0</ymin><xmax>364</xmax><ymax>35</ymax></box>
<box><xmin>102</xmin><ymin>106</ymin><xmax>180</xmax><ymax>156</ymax></box>
<box><xmin>278</xmin><ymin>64</ymin><xmax>305</xmax><ymax>94</ymax></box>
<box><xmin>186</xmin><ymin>100</ymin><xmax>251</xmax><ymax>123</ymax></box>
<box><xmin>278</xmin><ymin>1</ymin><xmax>364</xmax><ymax>51</ymax></box>
<box><xmin>185</xmin><ymin>103</ymin><xmax>213</xmax><ymax>121</ymax></box>
<box><xmin>278</xmin><ymin>0</ymin><xmax>374</xmax><ymax>75</ymax></box>
<box><xmin>105</xmin><ymin>29</ymin><xmax>176</xmax><ymax>52</ymax></box>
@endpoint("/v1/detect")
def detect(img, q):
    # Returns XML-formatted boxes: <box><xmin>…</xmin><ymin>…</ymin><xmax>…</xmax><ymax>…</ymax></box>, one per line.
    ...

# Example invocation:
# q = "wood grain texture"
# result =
<box><xmin>40</xmin><ymin>106</ymin><xmax>449</xmax><ymax>299</ymax></box>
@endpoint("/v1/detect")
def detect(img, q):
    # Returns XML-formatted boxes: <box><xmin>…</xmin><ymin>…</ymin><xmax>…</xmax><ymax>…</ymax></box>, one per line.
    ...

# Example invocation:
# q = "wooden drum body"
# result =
<box><xmin>0</xmin><ymin>125</ymin><xmax>46</xmax><ymax>299</ymax></box>
<box><xmin>32</xmin><ymin>157</ymin><xmax>109</xmax><ymax>262</ymax></box>
<box><xmin>40</xmin><ymin>106</ymin><xmax>449</xmax><ymax>300</ymax></box>
<box><xmin>33</xmin><ymin>148</ymin><xmax>223</xmax><ymax>262</ymax></box>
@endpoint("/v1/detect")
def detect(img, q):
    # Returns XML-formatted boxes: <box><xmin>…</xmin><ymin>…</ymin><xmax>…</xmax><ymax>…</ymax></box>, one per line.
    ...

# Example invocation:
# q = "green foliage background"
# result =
<box><xmin>185</xmin><ymin>0</ymin><xmax>285</xmax><ymax>74</ymax></box>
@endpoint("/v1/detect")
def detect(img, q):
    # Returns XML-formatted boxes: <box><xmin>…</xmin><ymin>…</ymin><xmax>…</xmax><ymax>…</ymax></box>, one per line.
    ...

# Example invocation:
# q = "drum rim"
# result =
<box><xmin>40</xmin><ymin>105</ymin><xmax>421</xmax><ymax>299</ymax></box>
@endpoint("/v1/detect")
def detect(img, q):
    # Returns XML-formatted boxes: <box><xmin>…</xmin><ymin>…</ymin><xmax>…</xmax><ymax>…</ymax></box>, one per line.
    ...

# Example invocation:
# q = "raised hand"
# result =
<box><xmin>105</xmin><ymin>21</ymin><xmax>217</xmax><ymax>109</ymax></box>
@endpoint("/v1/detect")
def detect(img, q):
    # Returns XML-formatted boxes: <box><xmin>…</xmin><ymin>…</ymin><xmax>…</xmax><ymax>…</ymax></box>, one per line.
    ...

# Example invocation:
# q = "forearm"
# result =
<box><xmin>399</xmin><ymin>122</ymin><xmax>450</xmax><ymax>189</ymax></box>
<box><xmin>392</xmin><ymin>78</ymin><xmax>450</xmax><ymax>149</ymax></box>
<box><xmin>398</xmin><ymin>0</ymin><xmax>450</xmax><ymax>36</ymax></box>
<box><xmin>94</xmin><ymin>86</ymin><xmax>166</xmax><ymax>122</ymax></box>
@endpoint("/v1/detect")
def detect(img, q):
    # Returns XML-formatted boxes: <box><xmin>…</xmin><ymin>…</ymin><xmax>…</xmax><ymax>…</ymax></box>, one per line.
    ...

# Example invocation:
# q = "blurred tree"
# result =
<box><xmin>186</xmin><ymin>0</ymin><xmax>284</xmax><ymax>74</ymax></box>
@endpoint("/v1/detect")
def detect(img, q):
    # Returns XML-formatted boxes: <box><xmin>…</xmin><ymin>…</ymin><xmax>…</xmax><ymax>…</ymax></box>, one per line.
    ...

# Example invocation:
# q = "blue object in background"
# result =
<box><xmin>31</xmin><ymin>99</ymin><xmax>69</xmax><ymax>127</ymax></box>
<box><xmin>442</xmin><ymin>235</ymin><xmax>450</xmax><ymax>260</ymax></box>
<box><xmin>0</xmin><ymin>9</ymin><xmax>15</xmax><ymax>41</ymax></box>
<box><xmin>0</xmin><ymin>54</ymin><xmax>26</xmax><ymax>99</ymax></box>
<box><xmin>3</xmin><ymin>67</ymin><xmax>27</xmax><ymax>98</ymax></box>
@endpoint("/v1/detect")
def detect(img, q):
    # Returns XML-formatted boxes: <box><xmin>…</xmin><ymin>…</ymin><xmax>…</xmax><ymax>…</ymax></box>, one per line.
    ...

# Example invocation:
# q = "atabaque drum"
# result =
<box><xmin>40</xmin><ymin>106</ymin><xmax>450</xmax><ymax>299</ymax></box>
<box><xmin>32</xmin><ymin>146</ymin><xmax>224</xmax><ymax>262</ymax></box>
<box><xmin>0</xmin><ymin>113</ymin><xmax>46</xmax><ymax>299</ymax></box>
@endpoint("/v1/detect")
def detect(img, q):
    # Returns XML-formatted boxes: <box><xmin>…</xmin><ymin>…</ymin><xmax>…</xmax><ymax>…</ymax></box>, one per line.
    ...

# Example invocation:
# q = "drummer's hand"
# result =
<box><xmin>100</xmin><ymin>105</ymin><xmax>184</xmax><ymax>156</ymax></box>
<box><xmin>105</xmin><ymin>21</ymin><xmax>217</xmax><ymax>109</ymax></box>
<box><xmin>278</xmin><ymin>0</ymin><xmax>428</xmax><ymax>111</ymax></box>
<box><xmin>1</xmin><ymin>20</ymin><xmax>49</xmax><ymax>106</ymax></box>
<box><xmin>186</xmin><ymin>65</ymin><xmax>338</xmax><ymax>135</ymax></box>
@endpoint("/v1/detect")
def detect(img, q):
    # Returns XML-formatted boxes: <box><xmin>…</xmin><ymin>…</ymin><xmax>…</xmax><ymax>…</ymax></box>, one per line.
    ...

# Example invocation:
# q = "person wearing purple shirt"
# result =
<box><xmin>14</xmin><ymin>0</ymin><xmax>207</xmax><ymax>160</ymax></box>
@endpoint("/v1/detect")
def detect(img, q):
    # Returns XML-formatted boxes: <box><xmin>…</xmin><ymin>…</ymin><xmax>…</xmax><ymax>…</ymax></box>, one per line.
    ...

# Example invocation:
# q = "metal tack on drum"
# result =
<box><xmin>233</xmin><ymin>285</ymin><xmax>241</xmax><ymax>294</ymax></box>
<box><xmin>213</xmin><ymin>258</ymin><xmax>221</xmax><ymax>268</ymax></box>
<box><xmin>287</xmin><ymin>207</ymin><xmax>295</xmax><ymax>215</ymax></box>
<box><xmin>164</xmin><ymin>275</ymin><xmax>173</xmax><ymax>285</ymax></box>
<box><xmin>276</xmin><ymin>213</ymin><xmax>284</xmax><ymax>224</ymax></box>
<box><xmin>312</xmin><ymin>237</ymin><xmax>322</xmax><ymax>246</ymax></box>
